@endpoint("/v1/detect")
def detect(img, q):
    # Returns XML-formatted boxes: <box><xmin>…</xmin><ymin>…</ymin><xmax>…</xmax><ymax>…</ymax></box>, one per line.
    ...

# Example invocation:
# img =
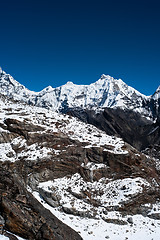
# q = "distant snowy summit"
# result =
<box><xmin>0</xmin><ymin>67</ymin><xmax>3</xmax><ymax>75</ymax></box>
<box><xmin>0</xmin><ymin>67</ymin><xmax>159</xmax><ymax>120</ymax></box>
<box><xmin>152</xmin><ymin>85</ymin><xmax>160</xmax><ymax>100</ymax></box>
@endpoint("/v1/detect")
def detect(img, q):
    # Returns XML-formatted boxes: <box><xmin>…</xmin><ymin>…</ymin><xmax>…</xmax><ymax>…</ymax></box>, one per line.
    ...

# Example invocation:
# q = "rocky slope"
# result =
<box><xmin>0</xmin><ymin>92</ymin><xmax>160</xmax><ymax>240</ymax></box>
<box><xmin>68</xmin><ymin>107</ymin><xmax>160</xmax><ymax>152</ymax></box>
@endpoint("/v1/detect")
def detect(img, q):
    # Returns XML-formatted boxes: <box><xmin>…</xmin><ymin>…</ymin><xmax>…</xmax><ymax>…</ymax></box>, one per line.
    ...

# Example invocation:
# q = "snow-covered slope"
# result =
<box><xmin>31</xmin><ymin>74</ymin><xmax>147</xmax><ymax>111</ymax></box>
<box><xmin>0</xmin><ymin>67</ymin><xmax>157</xmax><ymax>119</ymax></box>
<box><xmin>32</xmin><ymin>176</ymin><xmax>160</xmax><ymax>240</ymax></box>
<box><xmin>0</xmin><ymin>93</ymin><xmax>129</xmax><ymax>163</ymax></box>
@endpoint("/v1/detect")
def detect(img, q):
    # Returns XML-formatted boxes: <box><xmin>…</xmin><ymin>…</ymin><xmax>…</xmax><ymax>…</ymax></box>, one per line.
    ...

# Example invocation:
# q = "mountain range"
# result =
<box><xmin>0</xmin><ymin>67</ymin><xmax>160</xmax><ymax>240</ymax></box>
<box><xmin>0</xmin><ymin>67</ymin><xmax>160</xmax><ymax>152</ymax></box>
<box><xmin>0</xmin><ymin>67</ymin><xmax>160</xmax><ymax>118</ymax></box>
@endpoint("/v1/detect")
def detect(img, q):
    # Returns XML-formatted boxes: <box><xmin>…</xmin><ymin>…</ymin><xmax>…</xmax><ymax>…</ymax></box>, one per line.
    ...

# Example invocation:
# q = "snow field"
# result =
<box><xmin>32</xmin><ymin>190</ymin><xmax>160</xmax><ymax>240</ymax></box>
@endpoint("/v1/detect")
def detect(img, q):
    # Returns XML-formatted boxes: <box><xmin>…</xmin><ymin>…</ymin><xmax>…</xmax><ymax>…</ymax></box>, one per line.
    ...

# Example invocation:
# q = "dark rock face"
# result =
<box><xmin>67</xmin><ymin>107</ymin><xmax>160</xmax><ymax>153</ymax></box>
<box><xmin>146</xmin><ymin>95</ymin><xmax>160</xmax><ymax>120</ymax></box>
<box><xmin>4</xmin><ymin>118</ymin><xmax>45</xmax><ymax>140</ymax></box>
<box><xmin>0</xmin><ymin>162</ymin><xmax>82</xmax><ymax>240</ymax></box>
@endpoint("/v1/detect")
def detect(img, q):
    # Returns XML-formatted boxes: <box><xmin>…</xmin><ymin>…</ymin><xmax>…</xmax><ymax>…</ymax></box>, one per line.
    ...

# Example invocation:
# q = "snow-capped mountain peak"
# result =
<box><xmin>49</xmin><ymin>74</ymin><xmax>147</xmax><ymax>112</ymax></box>
<box><xmin>39</xmin><ymin>85</ymin><xmax>54</xmax><ymax>94</ymax></box>
<box><xmin>65</xmin><ymin>81</ymin><xmax>75</xmax><ymax>85</ymax></box>
<box><xmin>0</xmin><ymin>67</ymin><xmax>37</xmax><ymax>100</ymax></box>
<box><xmin>152</xmin><ymin>85</ymin><xmax>160</xmax><ymax>100</ymax></box>
<box><xmin>0</xmin><ymin>68</ymin><xmax>159</xmax><ymax>120</ymax></box>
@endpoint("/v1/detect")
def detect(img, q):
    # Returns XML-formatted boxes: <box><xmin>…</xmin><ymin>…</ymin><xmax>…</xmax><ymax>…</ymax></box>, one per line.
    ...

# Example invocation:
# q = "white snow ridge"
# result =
<box><xmin>0</xmin><ymin>68</ymin><xmax>155</xmax><ymax>119</ymax></box>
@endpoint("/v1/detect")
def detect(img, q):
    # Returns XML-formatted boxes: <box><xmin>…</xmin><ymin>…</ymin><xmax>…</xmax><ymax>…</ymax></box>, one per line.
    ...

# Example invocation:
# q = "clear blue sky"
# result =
<box><xmin>0</xmin><ymin>0</ymin><xmax>160</xmax><ymax>95</ymax></box>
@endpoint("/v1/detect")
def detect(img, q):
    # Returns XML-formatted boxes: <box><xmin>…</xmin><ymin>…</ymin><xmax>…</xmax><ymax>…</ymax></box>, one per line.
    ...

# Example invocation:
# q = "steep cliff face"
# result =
<box><xmin>67</xmin><ymin>107</ymin><xmax>160</xmax><ymax>152</ymax></box>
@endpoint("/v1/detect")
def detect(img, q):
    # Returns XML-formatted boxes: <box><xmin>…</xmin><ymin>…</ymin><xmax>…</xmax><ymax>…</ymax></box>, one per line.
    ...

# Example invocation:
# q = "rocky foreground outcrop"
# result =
<box><xmin>0</xmin><ymin>161</ymin><xmax>82</xmax><ymax>240</ymax></box>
